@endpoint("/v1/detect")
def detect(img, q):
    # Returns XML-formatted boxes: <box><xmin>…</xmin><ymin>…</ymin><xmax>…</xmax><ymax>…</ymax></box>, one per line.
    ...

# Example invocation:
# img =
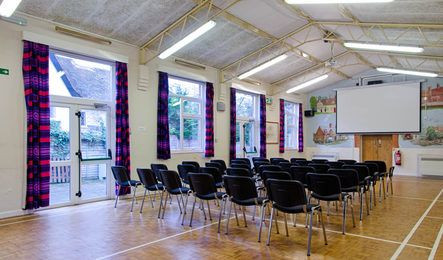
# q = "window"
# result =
<box><xmin>284</xmin><ymin>101</ymin><xmax>299</xmax><ymax>149</ymax></box>
<box><xmin>235</xmin><ymin>90</ymin><xmax>259</xmax><ymax>156</ymax></box>
<box><xmin>168</xmin><ymin>76</ymin><xmax>205</xmax><ymax>152</ymax></box>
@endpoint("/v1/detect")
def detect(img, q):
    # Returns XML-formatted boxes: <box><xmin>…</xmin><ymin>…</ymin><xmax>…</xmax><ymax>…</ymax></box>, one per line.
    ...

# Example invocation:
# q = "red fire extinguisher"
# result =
<box><xmin>394</xmin><ymin>150</ymin><xmax>402</xmax><ymax>166</ymax></box>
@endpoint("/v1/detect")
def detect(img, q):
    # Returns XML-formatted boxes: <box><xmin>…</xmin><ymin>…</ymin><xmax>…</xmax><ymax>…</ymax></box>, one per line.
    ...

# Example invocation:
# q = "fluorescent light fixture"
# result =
<box><xmin>376</xmin><ymin>67</ymin><xmax>438</xmax><ymax>78</ymax></box>
<box><xmin>159</xmin><ymin>20</ymin><xmax>216</xmax><ymax>59</ymax></box>
<box><xmin>0</xmin><ymin>0</ymin><xmax>22</xmax><ymax>17</ymax></box>
<box><xmin>285</xmin><ymin>0</ymin><xmax>393</xmax><ymax>3</ymax></box>
<box><xmin>344</xmin><ymin>42</ymin><xmax>423</xmax><ymax>53</ymax></box>
<box><xmin>238</xmin><ymin>54</ymin><xmax>288</xmax><ymax>80</ymax></box>
<box><xmin>286</xmin><ymin>74</ymin><xmax>329</xmax><ymax>93</ymax></box>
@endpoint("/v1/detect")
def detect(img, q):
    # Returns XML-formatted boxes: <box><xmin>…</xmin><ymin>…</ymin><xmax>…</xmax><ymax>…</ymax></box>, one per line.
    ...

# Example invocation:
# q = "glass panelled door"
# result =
<box><xmin>236</xmin><ymin>120</ymin><xmax>258</xmax><ymax>159</ymax></box>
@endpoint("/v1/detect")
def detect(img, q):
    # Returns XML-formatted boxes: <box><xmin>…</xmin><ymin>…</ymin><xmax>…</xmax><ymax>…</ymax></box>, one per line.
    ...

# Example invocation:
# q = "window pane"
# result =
<box><xmin>80</xmin><ymin>109</ymin><xmax>108</xmax><ymax>159</ymax></box>
<box><xmin>284</xmin><ymin>102</ymin><xmax>295</xmax><ymax>113</ymax></box>
<box><xmin>285</xmin><ymin>126</ymin><xmax>298</xmax><ymax>148</ymax></box>
<box><xmin>183</xmin><ymin>100</ymin><xmax>201</xmax><ymax>115</ymax></box>
<box><xmin>244</xmin><ymin>122</ymin><xmax>255</xmax><ymax>153</ymax></box>
<box><xmin>183</xmin><ymin>118</ymin><xmax>201</xmax><ymax>149</ymax></box>
<box><xmin>236</xmin><ymin>92</ymin><xmax>254</xmax><ymax>118</ymax></box>
<box><xmin>236</xmin><ymin>122</ymin><xmax>241</xmax><ymax>152</ymax></box>
<box><xmin>49</xmin><ymin>52</ymin><xmax>113</xmax><ymax>101</ymax></box>
<box><xmin>169</xmin><ymin>77</ymin><xmax>201</xmax><ymax>98</ymax></box>
<box><xmin>50</xmin><ymin>107</ymin><xmax>70</xmax><ymax>161</ymax></box>
<box><xmin>287</xmin><ymin>115</ymin><xmax>296</xmax><ymax>125</ymax></box>
<box><xmin>168</xmin><ymin>97</ymin><xmax>181</xmax><ymax>150</ymax></box>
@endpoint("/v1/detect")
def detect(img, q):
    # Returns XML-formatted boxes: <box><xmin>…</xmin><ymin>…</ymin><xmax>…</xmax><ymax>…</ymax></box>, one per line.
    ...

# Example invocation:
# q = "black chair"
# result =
<box><xmin>210</xmin><ymin>159</ymin><xmax>227</xmax><ymax>173</ymax></box>
<box><xmin>230</xmin><ymin>163</ymin><xmax>252</xmax><ymax>174</ymax></box>
<box><xmin>270</xmin><ymin>158</ymin><xmax>288</xmax><ymax>165</ymax></box>
<box><xmin>158</xmin><ymin>170</ymin><xmax>190</xmax><ymax>219</ymax></box>
<box><xmin>386</xmin><ymin>166</ymin><xmax>395</xmax><ymax>195</ymax></box>
<box><xmin>262</xmin><ymin>171</ymin><xmax>291</xmax><ymax>186</ymax></box>
<box><xmin>279</xmin><ymin>162</ymin><xmax>292</xmax><ymax>172</ymax></box>
<box><xmin>186</xmin><ymin>173</ymin><xmax>227</xmax><ymax>231</ymax></box>
<box><xmin>343</xmin><ymin>164</ymin><xmax>371</xmax><ymax>220</ymax></box>
<box><xmin>328</xmin><ymin>161</ymin><xmax>344</xmax><ymax>169</ymax></box>
<box><xmin>328</xmin><ymin>169</ymin><xmax>359</xmax><ymax>194</ymax></box>
<box><xmin>232</xmin><ymin>158</ymin><xmax>251</xmax><ymax>167</ymax></box>
<box><xmin>312</xmin><ymin>159</ymin><xmax>329</xmax><ymax>163</ymax></box>
<box><xmin>290</xmin><ymin>158</ymin><xmax>307</xmax><ymax>164</ymax></box>
<box><xmin>338</xmin><ymin>159</ymin><xmax>356</xmax><ymax>165</ymax></box>
<box><xmin>293</xmin><ymin>160</ymin><xmax>310</xmax><ymax>166</ymax></box>
<box><xmin>151</xmin><ymin>163</ymin><xmax>168</xmax><ymax>183</ymax></box>
<box><xmin>257</xmin><ymin>165</ymin><xmax>282</xmax><ymax>179</ymax></box>
<box><xmin>199</xmin><ymin>167</ymin><xmax>223</xmax><ymax>188</ymax></box>
<box><xmin>252</xmin><ymin>157</ymin><xmax>268</xmax><ymax>163</ymax></box>
<box><xmin>356</xmin><ymin>162</ymin><xmax>379</xmax><ymax>208</ymax></box>
<box><xmin>226</xmin><ymin>167</ymin><xmax>253</xmax><ymax>177</ymax></box>
<box><xmin>182</xmin><ymin>161</ymin><xmax>200</xmax><ymax>172</ymax></box>
<box><xmin>177</xmin><ymin>164</ymin><xmax>197</xmax><ymax>185</ymax></box>
<box><xmin>365</xmin><ymin>160</ymin><xmax>387</xmax><ymax>200</ymax></box>
<box><xmin>137</xmin><ymin>168</ymin><xmax>164</xmax><ymax>212</ymax></box>
<box><xmin>206</xmin><ymin>162</ymin><xmax>224</xmax><ymax>175</ymax></box>
<box><xmin>266</xmin><ymin>179</ymin><xmax>327</xmax><ymax>256</ymax></box>
<box><xmin>111</xmin><ymin>166</ymin><xmax>142</xmax><ymax>212</ymax></box>
<box><xmin>308</xmin><ymin>163</ymin><xmax>330</xmax><ymax>173</ymax></box>
<box><xmin>289</xmin><ymin>166</ymin><xmax>315</xmax><ymax>188</ymax></box>
<box><xmin>254</xmin><ymin>161</ymin><xmax>270</xmax><ymax>174</ymax></box>
<box><xmin>223</xmin><ymin>175</ymin><xmax>269</xmax><ymax>241</ymax></box>
<box><xmin>306</xmin><ymin>173</ymin><xmax>355</xmax><ymax>234</ymax></box>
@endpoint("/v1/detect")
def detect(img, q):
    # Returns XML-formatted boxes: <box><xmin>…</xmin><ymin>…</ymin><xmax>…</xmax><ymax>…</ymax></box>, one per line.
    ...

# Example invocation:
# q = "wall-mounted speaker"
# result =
<box><xmin>216</xmin><ymin>102</ymin><xmax>225</xmax><ymax>112</ymax></box>
<box><xmin>304</xmin><ymin>110</ymin><xmax>315</xmax><ymax>117</ymax></box>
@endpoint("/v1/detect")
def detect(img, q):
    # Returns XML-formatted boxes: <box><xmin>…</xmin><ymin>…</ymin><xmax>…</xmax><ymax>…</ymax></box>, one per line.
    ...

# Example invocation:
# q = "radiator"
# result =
<box><xmin>418</xmin><ymin>155</ymin><xmax>443</xmax><ymax>177</ymax></box>
<box><xmin>312</xmin><ymin>154</ymin><xmax>338</xmax><ymax>161</ymax></box>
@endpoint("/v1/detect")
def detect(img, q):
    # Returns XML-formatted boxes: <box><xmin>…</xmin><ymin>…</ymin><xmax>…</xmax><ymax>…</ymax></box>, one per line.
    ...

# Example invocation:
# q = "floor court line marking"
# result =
<box><xmin>391</xmin><ymin>188</ymin><xmax>443</xmax><ymax>260</ymax></box>
<box><xmin>426</xmin><ymin>216</ymin><xmax>443</xmax><ymax>220</ymax></box>
<box><xmin>428</xmin><ymin>224</ymin><xmax>443</xmax><ymax>260</ymax></box>
<box><xmin>392</xmin><ymin>195</ymin><xmax>434</xmax><ymax>202</ymax></box>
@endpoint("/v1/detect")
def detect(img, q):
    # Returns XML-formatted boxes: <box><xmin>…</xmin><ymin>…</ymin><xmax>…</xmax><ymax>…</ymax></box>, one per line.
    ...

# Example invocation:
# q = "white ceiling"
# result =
<box><xmin>15</xmin><ymin>0</ymin><xmax>443</xmax><ymax>94</ymax></box>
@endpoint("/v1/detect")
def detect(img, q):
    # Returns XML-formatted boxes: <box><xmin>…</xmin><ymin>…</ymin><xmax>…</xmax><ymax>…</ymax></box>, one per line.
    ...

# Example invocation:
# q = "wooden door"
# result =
<box><xmin>362</xmin><ymin>135</ymin><xmax>393</xmax><ymax>167</ymax></box>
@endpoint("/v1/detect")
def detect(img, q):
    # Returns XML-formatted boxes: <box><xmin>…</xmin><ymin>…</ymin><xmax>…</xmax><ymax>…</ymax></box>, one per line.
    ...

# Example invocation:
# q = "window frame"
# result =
<box><xmin>235</xmin><ymin>89</ymin><xmax>260</xmax><ymax>157</ymax></box>
<box><xmin>284</xmin><ymin>101</ymin><xmax>300</xmax><ymax>150</ymax></box>
<box><xmin>167</xmin><ymin>75</ymin><xmax>206</xmax><ymax>153</ymax></box>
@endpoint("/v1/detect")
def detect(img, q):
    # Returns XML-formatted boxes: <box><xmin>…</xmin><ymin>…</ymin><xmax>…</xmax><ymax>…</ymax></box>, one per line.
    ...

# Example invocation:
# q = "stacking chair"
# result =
<box><xmin>328</xmin><ymin>168</ymin><xmax>360</xmax><ymax>218</ymax></box>
<box><xmin>233</xmin><ymin>158</ymin><xmax>251</xmax><ymax>167</ymax></box>
<box><xmin>231</xmin><ymin>163</ymin><xmax>252</xmax><ymax>174</ymax></box>
<box><xmin>365</xmin><ymin>160</ymin><xmax>387</xmax><ymax>200</ymax></box>
<box><xmin>111</xmin><ymin>166</ymin><xmax>142</xmax><ymax>212</ymax></box>
<box><xmin>177</xmin><ymin>164</ymin><xmax>197</xmax><ymax>185</ymax></box>
<box><xmin>386</xmin><ymin>166</ymin><xmax>395</xmax><ymax>195</ymax></box>
<box><xmin>200</xmin><ymin>167</ymin><xmax>223</xmax><ymax>188</ymax></box>
<box><xmin>289</xmin><ymin>166</ymin><xmax>316</xmax><ymax>188</ymax></box>
<box><xmin>186</xmin><ymin>173</ymin><xmax>227</xmax><ymax>231</ymax></box>
<box><xmin>290</xmin><ymin>158</ymin><xmax>307</xmax><ymax>164</ymax></box>
<box><xmin>253</xmin><ymin>161</ymin><xmax>270</xmax><ymax>174</ymax></box>
<box><xmin>151</xmin><ymin>163</ymin><xmax>168</xmax><ymax>183</ymax></box>
<box><xmin>279</xmin><ymin>161</ymin><xmax>292</xmax><ymax>172</ymax></box>
<box><xmin>210</xmin><ymin>159</ymin><xmax>227</xmax><ymax>173</ymax></box>
<box><xmin>343</xmin><ymin>164</ymin><xmax>371</xmax><ymax>220</ymax></box>
<box><xmin>252</xmin><ymin>157</ymin><xmax>268</xmax><ymax>163</ymax></box>
<box><xmin>328</xmin><ymin>161</ymin><xmax>344</xmax><ymax>169</ymax></box>
<box><xmin>356</xmin><ymin>162</ymin><xmax>379</xmax><ymax>208</ymax></box>
<box><xmin>266</xmin><ymin>179</ymin><xmax>327</xmax><ymax>256</ymax></box>
<box><xmin>223</xmin><ymin>175</ymin><xmax>269</xmax><ymax>241</ymax></box>
<box><xmin>308</xmin><ymin>163</ymin><xmax>330</xmax><ymax>173</ymax></box>
<box><xmin>137</xmin><ymin>168</ymin><xmax>164</xmax><ymax>213</ymax></box>
<box><xmin>293</xmin><ymin>160</ymin><xmax>310</xmax><ymax>166</ymax></box>
<box><xmin>312</xmin><ymin>159</ymin><xmax>329</xmax><ymax>163</ymax></box>
<box><xmin>257</xmin><ymin>165</ymin><xmax>282</xmax><ymax>178</ymax></box>
<box><xmin>338</xmin><ymin>159</ymin><xmax>356</xmax><ymax>165</ymax></box>
<box><xmin>270</xmin><ymin>158</ymin><xmax>288</xmax><ymax>165</ymax></box>
<box><xmin>206</xmin><ymin>162</ymin><xmax>224</xmax><ymax>175</ymax></box>
<box><xmin>182</xmin><ymin>161</ymin><xmax>200</xmax><ymax>172</ymax></box>
<box><xmin>158</xmin><ymin>170</ymin><xmax>191</xmax><ymax>219</ymax></box>
<box><xmin>226</xmin><ymin>167</ymin><xmax>253</xmax><ymax>177</ymax></box>
<box><xmin>262</xmin><ymin>171</ymin><xmax>291</xmax><ymax>184</ymax></box>
<box><xmin>306</xmin><ymin>173</ymin><xmax>355</xmax><ymax>234</ymax></box>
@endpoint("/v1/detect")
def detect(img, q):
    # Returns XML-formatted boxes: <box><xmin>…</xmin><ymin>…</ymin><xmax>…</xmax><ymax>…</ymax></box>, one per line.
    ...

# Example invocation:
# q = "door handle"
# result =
<box><xmin>108</xmin><ymin>149</ymin><xmax>112</xmax><ymax>160</ymax></box>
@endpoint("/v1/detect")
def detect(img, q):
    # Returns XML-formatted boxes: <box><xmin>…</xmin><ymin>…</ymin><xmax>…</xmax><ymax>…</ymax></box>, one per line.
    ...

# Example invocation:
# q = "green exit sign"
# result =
<box><xmin>0</xmin><ymin>68</ymin><xmax>9</xmax><ymax>75</ymax></box>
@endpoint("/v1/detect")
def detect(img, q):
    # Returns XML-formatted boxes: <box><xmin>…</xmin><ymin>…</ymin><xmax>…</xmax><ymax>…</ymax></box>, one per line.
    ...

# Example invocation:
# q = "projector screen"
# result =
<box><xmin>336</xmin><ymin>82</ymin><xmax>421</xmax><ymax>134</ymax></box>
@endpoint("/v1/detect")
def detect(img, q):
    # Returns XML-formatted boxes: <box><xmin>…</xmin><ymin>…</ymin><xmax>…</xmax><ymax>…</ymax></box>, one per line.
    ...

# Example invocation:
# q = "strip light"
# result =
<box><xmin>377</xmin><ymin>67</ymin><xmax>438</xmax><ymax>78</ymax></box>
<box><xmin>344</xmin><ymin>42</ymin><xmax>423</xmax><ymax>53</ymax></box>
<box><xmin>238</xmin><ymin>54</ymin><xmax>288</xmax><ymax>80</ymax></box>
<box><xmin>0</xmin><ymin>0</ymin><xmax>22</xmax><ymax>17</ymax></box>
<box><xmin>285</xmin><ymin>0</ymin><xmax>393</xmax><ymax>3</ymax></box>
<box><xmin>159</xmin><ymin>20</ymin><xmax>216</xmax><ymax>59</ymax></box>
<box><xmin>286</xmin><ymin>74</ymin><xmax>329</xmax><ymax>93</ymax></box>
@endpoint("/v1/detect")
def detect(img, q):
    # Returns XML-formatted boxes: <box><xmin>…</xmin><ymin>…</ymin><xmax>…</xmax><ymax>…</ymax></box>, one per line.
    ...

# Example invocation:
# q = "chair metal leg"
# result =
<box><xmin>162</xmin><ymin>192</ymin><xmax>168</xmax><ymax>219</ymax></box>
<box><xmin>382</xmin><ymin>176</ymin><xmax>386</xmax><ymax>199</ymax></box>
<box><xmin>147</xmin><ymin>190</ymin><xmax>154</xmax><ymax>208</ymax></box>
<box><xmin>130</xmin><ymin>186</ymin><xmax>137</xmax><ymax>212</ymax></box>
<box><xmin>390</xmin><ymin>176</ymin><xmax>394</xmax><ymax>195</ymax></box>
<box><xmin>307</xmin><ymin>210</ymin><xmax>314</xmax><ymax>256</ymax></box>
<box><xmin>274</xmin><ymin>210</ymin><xmax>280</xmax><ymax>234</ymax></box>
<box><xmin>180</xmin><ymin>193</ymin><xmax>186</xmax><ymax>214</ymax></box>
<box><xmin>266</xmin><ymin>207</ymin><xmax>275</xmax><ymax>246</ymax></box>
<box><xmin>176</xmin><ymin>195</ymin><xmax>182</xmax><ymax>214</ymax></box>
<box><xmin>365</xmin><ymin>191</ymin><xmax>370</xmax><ymax>216</ymax></box>
<box><xmin>157</xmin><ymin>190</ymin><xmax>165</xmax><ymax>218</ymax></box>
<box><xmin>140</xmin><ymin>189</ymin><xmax>147</xmax><ymax>213</ymax></box>
<box><xmin>114</xmin><ymin>186</ymin><xmax>120</xmax><ymax>208</ymax></box>
<box><xmin>226</xmin><ymin>200</ymin><xmax>233</xmax><ymax>235</ymax></box>
<box><xmin>359</xmin><ymin>189</ymin><xmax>363</xmax><ymax>221</ymax></box>
<box><xmin>369</xmin><ymin>182</ymin><xmax>373</xmax><ymax>210</ymax></box>
<box><xmin>207</xmin><ymin>200</ymin><xmax>212</xmax><ymax>221</ymax></box>
<box><xmin>252</xmin><ymin>205</ymin><xmax>256</xmax><ymax>221</ymax></box>
<box><xmin>233</xmin><ymin>203</ymin><xmax>239</xmax><ymax>226</ymax></box>
<box><xmin>373</xmin><ymin>183</ymin><xmax>377</xmax><ymax>207</ymax></box>
<box><xmin>350</xmin><ymin>196</ymin><xmax>356</xmax><ymax>227</ymax></box>
<box><xmin>217</xmin><ymin>198</ymin><xmax>226</xmax><ymax>233</ymax></box>
<box><xmin>258</xmin><ymin>203</ymin><xmax>266</xmax><ymax>242</ymax></box>
<box><xmin>242</xmin><ymin>206</ymin><xmax>247</xmax><ymax>227</ymax></box>
<box><xmin>342</xmin><ymin>198</ymin><xmax>347</xmax><ymax>235</ymax></box>
<box><xmin>293</xmin><ymin>214</ymin><xmax>296</xmax><ymax>227</ymax></box>
<box><xmin>284</xmin><ymin>213</ymin><xmax>289</xmax><ymax>237</ymax></box>
<box><xmin>189</xmin><ymin>197</ymin><xmax>197</xmax><ymax>227</ymax></box>
<box><xmin>319</xmin><ymin>208</ymin><xmax>328</xmax><ymax>245</ymax></box>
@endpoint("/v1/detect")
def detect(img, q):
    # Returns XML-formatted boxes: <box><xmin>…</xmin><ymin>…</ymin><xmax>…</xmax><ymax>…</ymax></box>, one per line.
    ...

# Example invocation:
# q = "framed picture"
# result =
<box><xmin>266</xmin><ymin>121</ymin><xmax>279</xmax><ymax>144</ymax></box>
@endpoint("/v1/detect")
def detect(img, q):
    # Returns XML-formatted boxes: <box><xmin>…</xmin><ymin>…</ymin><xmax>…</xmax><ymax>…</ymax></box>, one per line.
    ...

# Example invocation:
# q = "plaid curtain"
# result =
<box><xmin>115</xmin><ymin>62</ymin><xmax>131</xmax><ymax>195</ymax></box>
<box><xmin>298</xmin><ymin>103</ymin><xmax>304</xmax><ymax>152</ymax></box>
<box><xmin>229</xmin><ymin>88</ymin><xmax>236</xmax><ymax>160</ymax></box>
<box><xmin>23</xmin><ymin>40</ymin><xmax>50</xmax><ymax>209</ymax></box>
<box><xmin>205</xmin><ymin>82</ymin><xmax>215</xmax><ymax>157</ymax></box>
<box><xmin>259</xmin><ymin>94</ymin><xmax>267</xmax><ymax>158</ymax></box>
<box><xmin>279</xmin><ymin>99</ymin><xmax>285</xmax><ymax>153</ymax></box>
<box><xmin>157</xmin><ymin>71</ymin><xmax>171</xmax><ymax>159</ymax></box>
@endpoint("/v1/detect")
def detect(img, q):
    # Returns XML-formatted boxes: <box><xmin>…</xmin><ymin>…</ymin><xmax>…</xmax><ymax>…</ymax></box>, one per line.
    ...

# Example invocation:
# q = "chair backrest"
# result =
<box><xmin>177</xmin><ymin>164</ymin><xmax>197</xmax><ymax>184</ymax></box>
<box><xmin>266</xmin><ymin>179</ymin><xmax>307</xmax><ymax>209</ymax></box>
<box><xmin>252</xmin><ymin>157</ymin><xmax>268</xmax><ymax>163</ymax></box>
<box><xmin>262</xmin><ymin>171</ymin><xmax>291</xmax><ymax>186</ymax></box>
<box><xmin>199</xmin><ymin>167</ymin><xmax>223</xmax><ymax>184</ymax></box>
<box><xmin>206</xmin><ymin>162</ymin><xmax>224</xmax><ymax>174</ymax></box>
<box><xmin>290</xmin><ymin>158</ymin><xmax>307</xmax><ymax>164</ymax></box>
<box><xmin>342</xmin><ymin>164</ymin><xmax>369</xmax><ymax>182</ymax></box>
<box><xmin>188</xmin><ymin>173</ymin><xmax>217</xmax><ymax>198</ymax></box>
<box><xmin>136</xmin><ymin>168</ymin><xmax>158</xmax><ymax>188</ymax></box>
<box><xmin>210</xmin><ymin>159</ymin><xmax>227</xmax><ymax>172</ymax></box>
<box><xmin>338</xmin><ymin>159</ymin><xmax>356</xmax><ymax>165</ymax></box>
<box><xmin>226</xmin><ymin>167</ymin><xmax>253</xmax><ymax>177</ymax></box>
<box><xmin>111</xmin><ymin>166</ymin><xmax>130</xmax><ymax>185</ymax></box>
<box><xmin>292</xmin><ymin>160</ymin><xmax>309</xmax><ymax>166</ymax></box>
<box><xmin>254</xmin><ymin>161</ymin><xmax>270</xmax><ymax>172</ymax></box>
<box><xmin>289</xmin><ymin>166</ymin><xmax>315</xmax><ymax>185</ymax></box>
<box><xmin>151</xmin><ymin>164</ymin><xmax>168</xmax><ymax>182</ymax></box>
<box><xmin>182</xmin><ymin>161</ymin><xmax>200</xmax><ymax>171</ymax></box>
<box><xmin>312</xmin><ymin>159</ymin><xmax>329</xmax><ymax>163</ymax></box>
<box><xmin>223</xmin><ymin>175</ymin><xmax>258</xmax><ymax>201</ymax></box>
<box><xmin>365</xmin><ymin>160</ymin><xmax>387</xmax><ymax>173</ymax></box>
<box><xmin>306</xmin><ymin>173</ymin><xmax>341</xmax><ymax>197</ymax></box>
<box><xmin>258</xmin><ymin>165</ymin><xmax>282</xmax><ymax>179</ymax></box>
<box><xmin>356</xmin><ymin>162</ymin><xmax>378</xmax><ymax>177</ymax></box>
<box><xmin>388</xmin><ymin>166</ymin><xmax>395</xmax><ymax>177</ymax></box>
<box><xmin>270</xmin><ymin>158</ymin><xmax>288</xmax><ymax>165</ymax></box>
<box><xmin>233</xmin><ymin>158</ymin><xmax>251</xmax><ymax>167</ymax></box>
<box><xmin>328</xmin><ymin>169</ymin><xmax>359</xmax><ymax>190</ymax></box>
<box><xmin>328</xmin><ymin>161</ymin><xmax>344</xmax><ymax>169</ymax></box>
<box><xmin>160</xmin><ymin>170</ymin><xmax>183</xmax><ymax>192</ymax></box>
<box><xmin>279</xmin><ymin>162</ymin><xmax>292</xmax><ymax>171</ymax></box>
<box><xmin>308</xmin><ymin>163</ymin><xmax>330</xmax><ymax>173</ymax></box>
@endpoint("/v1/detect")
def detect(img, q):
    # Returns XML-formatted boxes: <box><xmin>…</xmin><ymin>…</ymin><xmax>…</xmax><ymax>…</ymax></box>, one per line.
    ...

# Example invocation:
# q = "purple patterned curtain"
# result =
<box><xmin>205</xmin><ymin>82</ymin><xmax>215</xmax><ymax>157</ymax></box>
<box><xmin>157</xmin><ymin>71</ymin><xmax>171</xmax><ymax>159</ymax></box>
<box><xmin>115</xmin><ymin>62</ymin><xmax>131</xmax><ymax>195</ymax></box>
<box><xmin>23</xmin><ymin>40</ymin><xmax>50</xmax><ymax>209</ymax></box>
<box><xmin>259</xmin><ymin>94</ymin><xmax>267</xmax><ymax>158</ymax></box>
<box><xmin>229</xmin><ymin>88</ymin><xmax>236</xmax><ymax>160</ymax></box>
<box><xmin>298</xmin><ymin>103</ymin><xmax>304</xmax><ymax>152</ymax></box>
<box><xmin>279</xmin><ymin>99</ymin><xmax>285</xmax><ymax>154</ymax></box>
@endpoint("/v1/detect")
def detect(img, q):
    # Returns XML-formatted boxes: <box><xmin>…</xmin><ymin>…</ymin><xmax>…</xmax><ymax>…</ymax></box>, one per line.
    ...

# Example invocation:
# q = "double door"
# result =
<box><xmin>362</xmin><ymin>135</ymin><xmax>393</xmax><ymax>167</ymax></box>
<box><xmin>49</xmin><ymin>103</ymin><xmax>113</xmax><ymax>206</ymax></box>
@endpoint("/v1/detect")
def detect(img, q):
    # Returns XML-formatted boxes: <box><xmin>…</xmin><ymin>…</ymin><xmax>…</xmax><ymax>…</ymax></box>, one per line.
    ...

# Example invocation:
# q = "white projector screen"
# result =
<box><xmin>336</xmin><ymin>82</ymin><xmax>421</xmax><ymax>134</ymax></box>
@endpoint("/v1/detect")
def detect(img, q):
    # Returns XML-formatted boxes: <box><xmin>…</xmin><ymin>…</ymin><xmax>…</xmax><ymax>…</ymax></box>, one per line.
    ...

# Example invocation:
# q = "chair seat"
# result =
<box><xmin>216</xmin><ymin>182</ymin><xmax>223</xmax><ymax>188</ymax></box>
<box><xmin>342</xmin><ymin>186</ymin><xmax>358</xmax><ymax>192</ymax></box>
<box><xmin>311</xmin><ymin>192</ymin><xmax>347</xmax><ymax>201</ymax></box>
<box><xmin>120</xmin><ymin>180</ymin><xmax>142</xmax><ymax>187</ymax></box>
<box><xmin>273</xmin><ymin>203</ymin><xmax>316</xmax><ymax>214</ymax></box>
<box><xmin>196</xmin><ymin>191</ymin><xmax>226</xmax><ymax>200</ymax></box>
<box><xmin>146</xmin><ymin>183</ymin><xmax>164</xmax><ymax>191</ymax></box>
<box><xmin>169</xmin><ymin>187</ymin><xmax>190</xmax><ymax>195</ymax></box>
<box><xmin>231</xmin><ymin>196</ymin><xmax>267</xmax><ymax>206</ymax></box>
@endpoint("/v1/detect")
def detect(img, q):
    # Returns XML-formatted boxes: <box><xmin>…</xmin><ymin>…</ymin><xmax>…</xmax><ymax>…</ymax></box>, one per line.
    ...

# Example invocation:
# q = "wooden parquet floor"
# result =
<box><xmin>0</xmin><ymin>176</ymin><xmax>442</xmax><ymax>260</ymax></box>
